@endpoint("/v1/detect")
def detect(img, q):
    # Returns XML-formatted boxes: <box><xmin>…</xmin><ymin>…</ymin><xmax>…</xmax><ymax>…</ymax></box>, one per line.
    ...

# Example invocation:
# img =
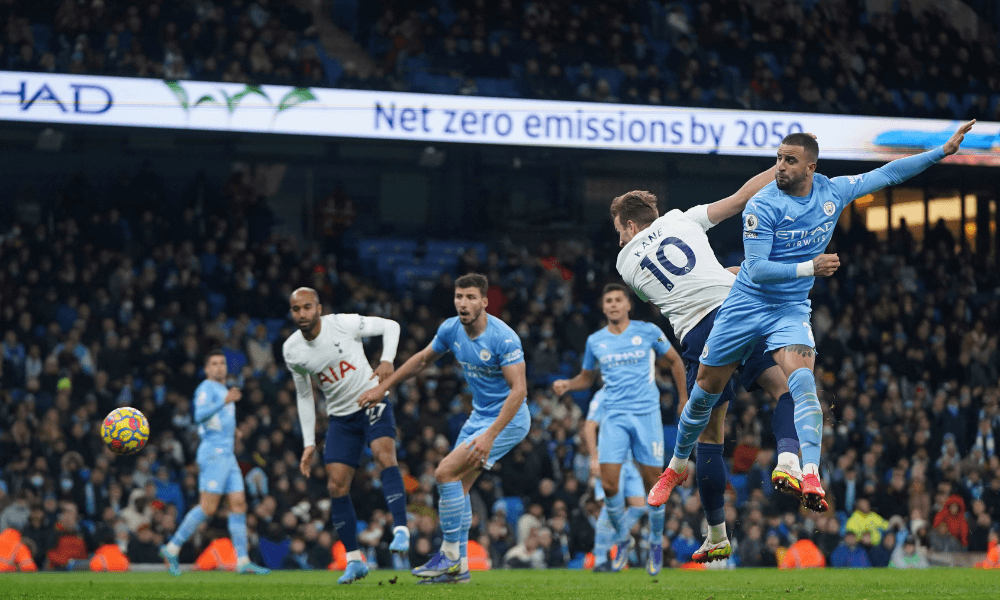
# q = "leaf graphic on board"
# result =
<box><xmin>222</xmin><ymin>85</ymin><xmax>271</xmax><ymax>114</ymax></box>
<box><xmin>194</xmin><ymin>94</ymin><xmax>219</xmax><ymax>107</ymax></box>
<box><xmin>276</xmin><ymin>88</ymin><xmax>317</xmax><ymax>114</ymax></box>
<box><xmin>164</xmin><ymin>81</ymin><xmax>189</xmax><ymax>111</ymax></box>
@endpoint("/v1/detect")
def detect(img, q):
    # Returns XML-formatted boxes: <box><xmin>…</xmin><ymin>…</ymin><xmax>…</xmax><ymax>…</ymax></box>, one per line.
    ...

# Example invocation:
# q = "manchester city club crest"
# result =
<box><xmin>632</xmin><ymin>335</ymin><xmax>642</xmax><ymax>346</ymax></box>
<box><xmin>823</xmin><ymin>201</ymin><xmax>836</xmax><ymax>216</ymax></box>
<box><xmin>480</xmin><ymin>349</ymin><xmax>491</xmax><ymax>361</ymax></box>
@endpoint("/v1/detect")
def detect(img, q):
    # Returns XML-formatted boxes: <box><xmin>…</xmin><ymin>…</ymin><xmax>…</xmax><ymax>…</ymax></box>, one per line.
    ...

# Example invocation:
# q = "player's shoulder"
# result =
<box><xmin>436</xmin><ymin>316</ymin><xmax>461</xmax><ymax>337</ymax></box>
<box><xmin>195</xmin><ymin>378</ymin><xmax>219</xmax><ymax>397</ymax></box>
<box><xmin>586</xmin><ymin>327</ymin><xmax>610</xmax><ymax>345</ymax></box>
<box><xmin>282</xmin><ymin>329</ymin><xmax>304</xmax><ymax>349</ymax></box>
<box><xmin>487</xmin><ymin>314</ymin><xmax>517</xmax><ymax>337</ymax></box>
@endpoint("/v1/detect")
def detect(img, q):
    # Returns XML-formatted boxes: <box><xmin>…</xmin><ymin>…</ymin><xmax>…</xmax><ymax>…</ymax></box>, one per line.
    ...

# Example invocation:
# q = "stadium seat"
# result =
<box><xmin>265</xmin><ymin>318</ymin><xmax>286</xmax><ymax>343</ymax></box>
<box><xmin>31</xmin><ymin>25</ymin><xmax>52</xmax><ymax>54</ymax></box>
<box><xmin>496</xmin><ymin>497</ymin><xmax>524</xmax><ymax>527</ymax></box>
<box><xmin>663</xmin><ymin>425</ymin><xmax>678</xmax><ymax>454</ymax></box>
<box><xmin>208</xmin><ymin>293</ymin><xmax>227</xmax><ymax>318</ymax></box>
<box><xmin>729</xmin><ymin>473</ymin><xmax>749</xmax><ymax>506</ymax></box>
<box><xmin>222</xmin><ymin>348</ymin><xmax>248</xmax><ymax>373</ymax></box>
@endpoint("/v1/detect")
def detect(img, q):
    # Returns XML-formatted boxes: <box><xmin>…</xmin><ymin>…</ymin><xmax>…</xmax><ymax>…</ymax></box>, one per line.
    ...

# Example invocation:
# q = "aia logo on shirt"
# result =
<box><xmin>823</xmin><ymin>201</ymin><xmax>836</xmax><ymax>216</ymax></box>
<box><xmin>316</xmin><ymin>361</ymin><xmax>357</xmax><ymax>384</ymax></box>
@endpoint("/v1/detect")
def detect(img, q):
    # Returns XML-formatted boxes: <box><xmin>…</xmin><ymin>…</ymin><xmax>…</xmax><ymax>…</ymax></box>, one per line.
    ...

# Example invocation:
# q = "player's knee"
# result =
<box><xmin>327</xmin><ymin>477</ymin><xmax>350</xmax><ymax>498</ymax></box>
<box><xmin>699</xmin><ymin>429</ymin><xmax>724</xmax><ymax>445</ymax></box>
<box><xmin>600</xmin><ymin>476</ymin><xmax>619</xmax><ymax>497</ymax></box>
<box><xmin>229</xmin><ymin>497</ymin><xmax>247</xmax><ymax>514</ymax></box>
<box><xmin>373</xmin><ymin>448</ymin><xmax>397</xmax><ymax>471</ymax></box>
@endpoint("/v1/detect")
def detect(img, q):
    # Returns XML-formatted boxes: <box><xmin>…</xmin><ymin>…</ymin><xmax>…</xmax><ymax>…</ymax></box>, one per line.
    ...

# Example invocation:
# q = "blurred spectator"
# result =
<box><xmin>831</xmin><ymin>532</ymin><xmax>872</xmax><ymax>568</ymax></box>
<box><xmin>891</xmin><ymin>538</ymin><xmax>930</xmax><ymax>569</ymax></box>
<box><xmin>932</xmin><ymin>495</ymin><xmax>969</xmax><ymax>548</ymax></box>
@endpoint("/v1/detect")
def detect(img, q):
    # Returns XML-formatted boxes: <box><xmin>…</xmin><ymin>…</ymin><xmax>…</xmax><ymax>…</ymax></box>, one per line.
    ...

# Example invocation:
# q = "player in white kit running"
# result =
<box><xmin>282</xmin><ymin>287</ymin><xmax>408</xmax><ymax>584</ymax></box>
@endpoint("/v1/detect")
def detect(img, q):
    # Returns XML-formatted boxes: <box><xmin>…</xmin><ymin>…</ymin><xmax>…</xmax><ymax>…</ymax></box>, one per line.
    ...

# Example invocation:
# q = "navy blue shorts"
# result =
<box><xmin>323</xmin><ymin>402</ymin><xmax>398</xmax><ymax>468</ymax></box>
<box><xmin>680</xmin><ymin>307</ymin><xmax>777</xmax><ymax>407</ymax></box>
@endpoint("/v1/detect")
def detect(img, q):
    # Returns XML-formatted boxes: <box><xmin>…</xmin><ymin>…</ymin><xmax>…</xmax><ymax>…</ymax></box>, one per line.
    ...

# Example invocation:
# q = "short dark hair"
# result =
<box><xmin>602</xmin><ymin>283</ymin><xmax>631</xmax><ymax>299</ymax></box>
<box><xmin>205</xmin><ymin>349</ymin><xmax>226</xmax><ymax>365</ymax></box>
<box><xmin>455</xmin><ymin>273</ymin><xmax>488</xmax><ymax>297</ymax></box>
<box><xmin>781</xmin><ymin>133</ymin><xmax>819</xmax><ymax>162</ymax></box>
<box><xmin>610</xmin><ymin>191</ymin><xmax>659</xmax><ymax>227</ymax></box>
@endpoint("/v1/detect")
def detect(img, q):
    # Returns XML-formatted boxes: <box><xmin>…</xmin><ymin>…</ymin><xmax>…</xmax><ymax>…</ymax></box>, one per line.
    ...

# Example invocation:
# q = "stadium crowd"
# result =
<box><xmin>3</xmin><ymin>1</ymin><xmax>999</xmax><ymax>121</ymax></box>
<box><xmin>0</xmin><ymin>163</ymin><xmax>999</xmax><ymax>572</ymax></box>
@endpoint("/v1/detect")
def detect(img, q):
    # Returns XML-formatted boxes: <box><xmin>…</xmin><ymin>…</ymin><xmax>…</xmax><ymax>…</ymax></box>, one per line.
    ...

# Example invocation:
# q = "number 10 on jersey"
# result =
<box><xmin>639</xmin><ymin>237</ymin><xmax>697</xmax><ymax>292</ymax></box>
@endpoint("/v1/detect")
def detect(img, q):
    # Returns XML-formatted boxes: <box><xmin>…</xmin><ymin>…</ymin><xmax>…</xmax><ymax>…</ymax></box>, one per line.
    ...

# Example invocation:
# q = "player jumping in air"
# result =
<box><xmin>358</xmin><ymin>273</ymin><xmax>529</xmax><ymax>585</ymax></box>
<box><xmin>282</xmin><ymin>288</ymin><xmax>407</xmax><ymax>584</ymax></box>
<box><xmin>552</xmin><ymin>284</ymin><xmax>687</xmax><ymax>575</ymax></box>
<box><xmin>160</xmin><ymin>350</ymin><xmax>270</xmax><ymax>575</ymax></box>
<box><xmin>647</xmin><ymin>120</ymin><xmax>977</xmax><ymax>514</ymax></box>
<box><xmin>611</xmin><ymin>163</ymin><xmax>812</xmax><ymax>562</ymax></box>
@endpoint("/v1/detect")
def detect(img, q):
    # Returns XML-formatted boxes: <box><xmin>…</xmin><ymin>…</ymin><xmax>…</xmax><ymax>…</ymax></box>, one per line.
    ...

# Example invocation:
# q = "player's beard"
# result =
<box><xmin>775</xmin><ymin>173</ymin><xmax>798</xmax><ymax>191</ymax></box>
<box><xmin>299</xmin><ymin>314</ymin><xmax>319</xmax><ymax>333</ymax></box>
<box><xmin>459</xmin><ymin>307</ymin><xmax>481</xmax><ymax>325</ymax></box>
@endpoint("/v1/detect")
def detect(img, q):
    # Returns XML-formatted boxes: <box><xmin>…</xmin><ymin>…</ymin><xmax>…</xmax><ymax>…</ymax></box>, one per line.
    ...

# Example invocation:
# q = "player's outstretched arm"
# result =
<box><xmin>551</xmin><ymin>369</ymin><xmax>597</xmax><ymax>397</ymax></box>
<box><xmin>834</xmin><ymin>120</ymin><xmax>976</xmax><ymax>201</ymax></box>
<box><xmin>358</xmin><ymin>343</ymin><xmax>445</xmax><ymax>409</ymax></box>
<box><xmin>704</xmin><ymin>166</ymin><xmax>777</xmax><ymax>225</ymax></box>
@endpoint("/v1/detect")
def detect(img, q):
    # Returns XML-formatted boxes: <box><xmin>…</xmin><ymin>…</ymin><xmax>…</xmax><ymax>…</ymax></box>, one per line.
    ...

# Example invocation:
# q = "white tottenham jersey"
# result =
<box><xmin>616</xmin><ymin>205</ymin><xmax>735</xmax><ymax>342</ymax></box>
<box><xmin>283</xmin><ymin>314</ymin><xmax>400</xmax><ymax>446</ymax></box>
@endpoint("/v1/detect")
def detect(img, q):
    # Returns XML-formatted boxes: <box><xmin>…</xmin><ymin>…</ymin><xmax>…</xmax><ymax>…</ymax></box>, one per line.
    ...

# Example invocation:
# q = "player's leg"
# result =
<box><xmin>226</xmin><ymin>490</ymin><xmax>269</xmax><ymax>574</ymax></box>
<box><xmin>161</xmin><ymin>453</ymin><xmax>224</xmax><ymax>575</ymax></box>
<box><xmin>629</xmin><ymin>412</ymin><xmax>665</xmax><ymax>575</ymax></box>
<box><xmin>597</xmin><ymin>413</ymin><xmax>631</xmax><ymax>548</ymax></box>
<box><xmin>365</xmin><ymin>402</ymin><xmax>410</xmax><ymax>554</ymax></box>
<box><xmin>754</xmin><ymin>364</ymin><xmax>803</xmax><ymax>498</ymax></box>
<box><xmin>414</xmin><ymin>419</ymin><xmax>485</xmax><ymax>578</ymax></box>
<box><xmin>692</xmin><ymin>402</ymin><xmax>733</xmax><ymax>563</ymax></box>
<box><xmin>668</xmin><ymin>298</ymin><xmax>759</xmax><ymax>481</ymax></box>
<box><xmin>766</xmin><ymin>305</ymin><xmax>827</xmax><ymax>511</ymax></box>
<box><xmin>324</xmin><ymin>413</ymin><xmax>369</xmax><ymax>583</ymax></box>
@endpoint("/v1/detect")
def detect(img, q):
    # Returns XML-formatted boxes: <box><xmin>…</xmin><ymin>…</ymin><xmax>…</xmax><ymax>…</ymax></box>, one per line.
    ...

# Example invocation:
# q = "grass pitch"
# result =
<box><xmin>4</xmin><ymin>568</ymin><xmax>999</xmax><ymax>600</ymax></box>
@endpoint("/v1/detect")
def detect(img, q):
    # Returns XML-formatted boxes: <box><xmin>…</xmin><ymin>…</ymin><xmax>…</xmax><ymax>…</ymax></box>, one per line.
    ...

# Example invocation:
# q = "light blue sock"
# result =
<box><xmin>460</xmin><ymin>494</ymin><xmax>472</xmax><ymax>560</ymax></box>
<box><xmin>437</xmin><ymin>481</ymin><xmax>465</xmax><ymax>559</ymax></box>
<box><xmin>228</xmin><ymin>512</ymin><xmax>249</xmax><ymax>559</ymax></box>
<box><xmin>623</xmin><ymin>506</ymin><xmax>647</xmax><ymax>538</ymax></box>
<box><xmin>593</xmin><ymin>506</ymin><xmax>614</xmax><ymax>566</ymax></box>
<box><xmin>604</xmin><ymin>491</ymin><xmax>627</xmax><ymax>540</ymax></box>
<box><xmin>788</xmin><ymin>368</ymin><xmax>823</xmax><ymax>468</ymax></box>
<box><xmin>647</xmin><ymin>506</ymin><xmax>665</xmax><ymax>547</ymax></box>
<box><xmin>169</xmin><ymin>505</ymin><xmax>207</xmax><ymax>548</ymax></box>
<box><xmin>673</xmin><ymin>383</ymin><xmax>722</xmax><ymax>461</ymax></box>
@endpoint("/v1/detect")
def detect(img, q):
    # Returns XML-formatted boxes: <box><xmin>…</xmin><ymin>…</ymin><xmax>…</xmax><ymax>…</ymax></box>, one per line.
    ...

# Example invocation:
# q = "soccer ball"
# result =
<box><xmin>101</xmin><ymin>407</ymin><xmax>150</xmax><ymax>455</ymax></box>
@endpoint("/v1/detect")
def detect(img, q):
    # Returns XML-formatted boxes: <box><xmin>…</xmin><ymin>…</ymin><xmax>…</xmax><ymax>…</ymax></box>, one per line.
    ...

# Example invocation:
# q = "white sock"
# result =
<box><xmin>166</xmin><ymin>542</ymin><xmax>180</xmax><ymax>555</ymax></box>
<box><xmin>460</xmin><ymin>557</ymin><xmax>469</xmax><ymax>571</ymax></box>
<box><xmin>441</xmin><ymin>540</ymin><xmax>460</xmax><ymax>561</ymax></box>
<box><xmin>346</xmin><ymin>550</ymin><xmax>363</xmax><ymax>563</ymax></box>
<box><xmin>803</xmin><ymin>463</ymin><xmax>819</xmax><ymax>476</ymax></box>
<box><xmin>709</xmin><ymin>523</ymin><xmax>728</xmax><ymax>544</ymax></box>
<box><xmin>237</xmin><ymin>556</ymin><xmax>250</xmax><ymax>567</ymax></box>
<box><xmin>394</xmin><ymin>526</ymin><xmax>409</xmax><ymax>536</ymax></box>
<box><xmin>667</xmin><ymin>456</ymin><xmax>688</xmax><ymax>473</ymax></box>
<box><xmin>778</xmin><ymin>452</ymin><xmax>802</xmax><ymax>476</ymax></box>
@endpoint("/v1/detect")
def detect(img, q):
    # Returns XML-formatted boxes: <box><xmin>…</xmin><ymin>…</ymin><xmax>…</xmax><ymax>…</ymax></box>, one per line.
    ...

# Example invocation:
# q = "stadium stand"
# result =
<box><xmin>0</xmin><ymin>162</ymin><xmax>998</xmax><ymax>571</ymax></box>
<box><xmin>3</xmin><ymin>1</ymin><xmax>999</xmax><ymax>121</ymax></box>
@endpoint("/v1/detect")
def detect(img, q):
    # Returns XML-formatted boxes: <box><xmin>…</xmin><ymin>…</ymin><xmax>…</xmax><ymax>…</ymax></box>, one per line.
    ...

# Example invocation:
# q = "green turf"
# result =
<box><xmin>4</xmin><ymin>568</ymin><xmax>999</xmax><ymax>599</ymax></box>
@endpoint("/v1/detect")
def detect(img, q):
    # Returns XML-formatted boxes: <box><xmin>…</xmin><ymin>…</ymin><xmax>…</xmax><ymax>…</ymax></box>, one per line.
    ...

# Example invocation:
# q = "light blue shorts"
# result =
<box><xmin>598</xmin><ymin>410</ymin><xmax>664</xmax><ymax>468</ymax></box>
<box><xmin>197</xmin><ymin>447</ymin><xmax>244</xmax><ymax>495</ymax></box>
<box><xmin>456</xmin><ymin>403</ymin><xmax>530</xmax><ymax>469</ymax></box>
<box><xmin>594</xmin><ymin>458</ymin><xmax>645</xmax><ymax>501</ymax></box>
<box><xmin>700</xmin><ymin>289</ymin><xmax>815</xmax><ymax>368</ymax></box>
